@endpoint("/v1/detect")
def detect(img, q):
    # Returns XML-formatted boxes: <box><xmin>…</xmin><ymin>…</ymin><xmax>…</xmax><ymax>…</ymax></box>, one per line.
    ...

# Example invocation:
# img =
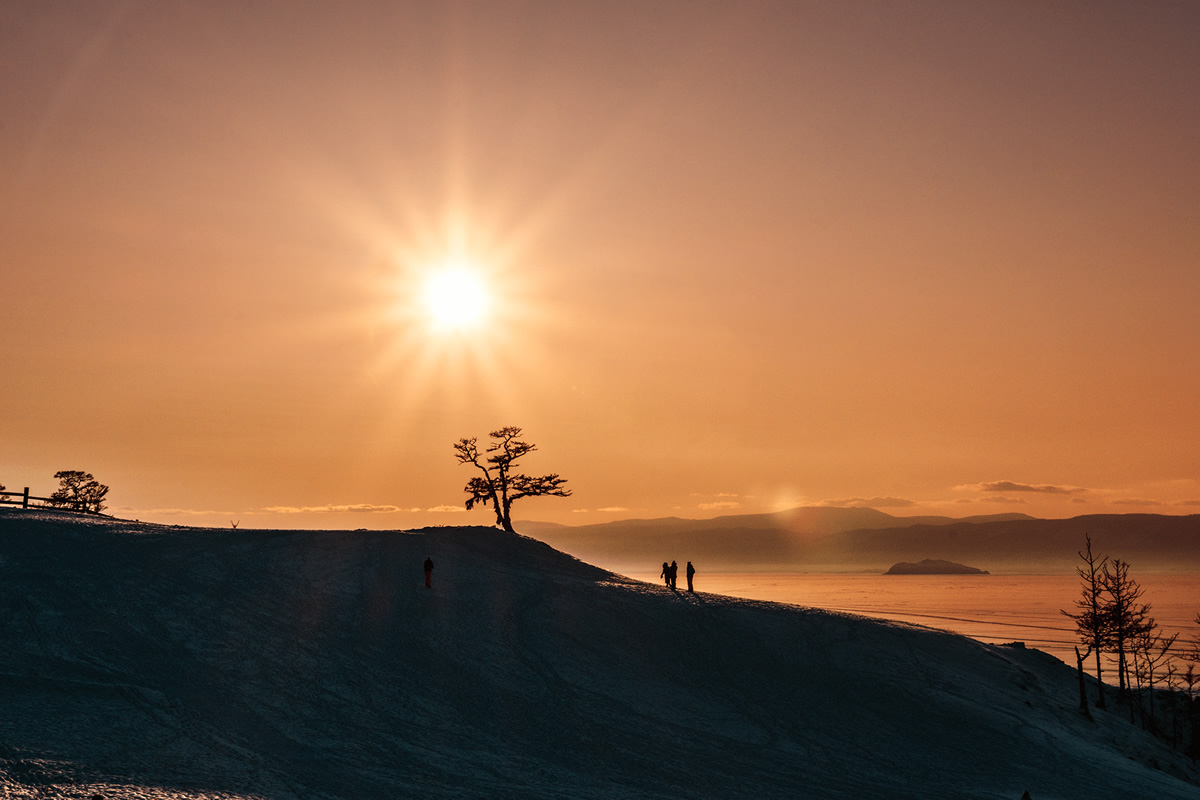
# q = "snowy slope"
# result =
<box><xmin>0</xmin><ymin>510</ymin><xmax>1195</xmax><ymax>799</ymax></box>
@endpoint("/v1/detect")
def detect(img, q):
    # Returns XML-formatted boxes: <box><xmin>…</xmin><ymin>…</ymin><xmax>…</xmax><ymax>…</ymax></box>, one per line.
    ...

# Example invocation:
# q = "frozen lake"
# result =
<box><xmin>624</xmin><ymin>570</ymin><xmax>1199</xmax><ymax>668</ymax></box>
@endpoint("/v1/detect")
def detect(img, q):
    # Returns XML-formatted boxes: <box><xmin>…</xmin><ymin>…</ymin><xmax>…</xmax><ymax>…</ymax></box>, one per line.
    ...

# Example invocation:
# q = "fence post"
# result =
<box><xmin>22</xmin><ymin>487</ymin><xmax>29</xmax><ymax>509</ymax></box>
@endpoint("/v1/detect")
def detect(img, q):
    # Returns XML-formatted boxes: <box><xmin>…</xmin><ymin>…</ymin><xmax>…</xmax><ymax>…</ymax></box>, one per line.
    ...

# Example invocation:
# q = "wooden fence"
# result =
<box><xmin>0</xmin><ymin>488</ymin><xmax>100</xmax><ymax>514</ymax></box>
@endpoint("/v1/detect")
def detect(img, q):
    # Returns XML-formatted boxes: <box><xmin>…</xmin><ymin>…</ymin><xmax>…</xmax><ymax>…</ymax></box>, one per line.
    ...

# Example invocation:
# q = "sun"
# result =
<box><xmin>422</xmin><ymin>266</ymin><xmax>489</xmax><ymax>331</ymax></box>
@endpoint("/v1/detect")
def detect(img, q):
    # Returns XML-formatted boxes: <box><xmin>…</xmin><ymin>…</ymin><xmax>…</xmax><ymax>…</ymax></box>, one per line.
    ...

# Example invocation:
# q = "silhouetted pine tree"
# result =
<box><xmin>453</xmin><ymin>427</ymin><xmax>571</xmax><ymax>533</ymax></box>
<box><xmin>1102</xmin><ymin>558</ymin><xmax>1153</xmax><ymax>721</ymax></box>
<box><xmin>1131</xmin><ymin>619</ymin><xmax>1177</xmax><ymax>734</ymax></box>
<box><xmin>48</xmin><ymin>470</ymin><xmax>109</xmax><ymax>514</ymax></box>
<box><xmin>1063</xmin><ymin>535</ymin><xmax>1109</xmax><ymax>709</ymax></box>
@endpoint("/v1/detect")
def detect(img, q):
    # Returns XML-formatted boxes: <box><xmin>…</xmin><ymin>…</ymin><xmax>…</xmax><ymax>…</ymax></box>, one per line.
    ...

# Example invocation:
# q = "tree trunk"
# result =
<box><xmin>1094</xmin><ymin>648</ymin><xmax>1106</xmax><ymax>709</ymax></box>
<box><xmin>1076</xmin><ymin>647</ymin><xmax>1091</xmax><ymax>718</ymax></box>
<box><xmin>1142</xmin><ymin>671</ymin><xmax>1152</xmax><ymax>734</ymax></box>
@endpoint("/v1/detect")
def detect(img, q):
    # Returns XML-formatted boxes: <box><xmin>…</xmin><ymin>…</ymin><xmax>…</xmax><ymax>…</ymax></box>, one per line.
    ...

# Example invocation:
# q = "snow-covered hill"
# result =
<box><xmin>1</xmin><ymin>510</ymin><xmax>1195</xmax><ymax>799</ymax></box>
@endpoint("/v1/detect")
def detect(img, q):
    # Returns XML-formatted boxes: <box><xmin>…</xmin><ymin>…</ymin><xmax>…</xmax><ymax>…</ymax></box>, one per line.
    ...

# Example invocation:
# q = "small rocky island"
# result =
<box><xmin>884</xmin><ymin>559</ymin><xmax>989</xmax><ymax>575</ymax></box>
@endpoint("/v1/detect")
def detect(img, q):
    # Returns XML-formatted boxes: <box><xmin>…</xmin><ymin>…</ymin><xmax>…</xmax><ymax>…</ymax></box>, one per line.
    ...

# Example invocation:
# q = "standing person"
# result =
<box><xmin>686</xmin><ymin>561</ymin><xmax>696</xmax><ymax>593</ymax></box>
<box><xmin>668</xmin><ymin>560</ymin><xmax>678</xmax><ymax>590</ymax></box>
<box><xmin>424</xmin><ymin>556</ymin><xmax>434</xmax><ymax>589</ymax></box>
<box><xmin>660</xmin><ymin>561</ymin><xmax>670</xmax><ymax>587</ymax></box>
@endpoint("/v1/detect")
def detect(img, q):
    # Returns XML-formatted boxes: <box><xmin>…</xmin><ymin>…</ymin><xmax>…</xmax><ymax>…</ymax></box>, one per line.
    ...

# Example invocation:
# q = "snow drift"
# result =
<box><xmin>0</xmin><ymin>509</ymin><xmax>1196</xmax><ymax>799</ymax></box>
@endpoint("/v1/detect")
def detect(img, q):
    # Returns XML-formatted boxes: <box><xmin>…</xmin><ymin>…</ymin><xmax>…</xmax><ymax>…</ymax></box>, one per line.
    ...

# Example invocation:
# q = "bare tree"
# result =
<box><xmin>1102</xmin><ymin>558</ymin><xmax>1152</xmax><ymax>708</ymax></box>
<box><xmin>1131</xmin><ymin>618</ymin><xmax>1177</xmax><ymax>734</ymax></box>
<box><xmin>1164</xmin><ymin>658</ymin><xmax>1182</xmax><ymax>748</ymax></box>
<box><xmin>1062</xmin><ymin>535</ymin><xmax>1109</xmax><ymax>709</ymax></box>
<box><xmin>453</xmin><ymin>426</ymin><xmax>571</xmax><ymax>533</ymax></box>
<box><xmin>48</xmin><ymin>470</ymin><xmax>109</xmax><ymax>514</ymax></box>
<box><xmin>1187</xmin><ymin>614</ymin><xmax>1200</xmax><ymax>760</ymax></box>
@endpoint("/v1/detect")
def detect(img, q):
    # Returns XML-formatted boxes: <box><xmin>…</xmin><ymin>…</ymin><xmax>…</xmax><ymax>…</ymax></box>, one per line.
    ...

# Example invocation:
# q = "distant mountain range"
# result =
<box><xmin>523</xmin><ymin>508</ymin><xmax>1200</xmax><ymax>573</ymax></box>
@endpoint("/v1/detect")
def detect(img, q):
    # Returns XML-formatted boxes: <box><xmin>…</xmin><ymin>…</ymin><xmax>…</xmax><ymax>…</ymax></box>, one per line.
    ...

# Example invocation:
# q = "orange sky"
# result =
<box><xmin>3</xmin><ymin>2</ymin><xmax>1198</xmax><ymax>530</ymax></box>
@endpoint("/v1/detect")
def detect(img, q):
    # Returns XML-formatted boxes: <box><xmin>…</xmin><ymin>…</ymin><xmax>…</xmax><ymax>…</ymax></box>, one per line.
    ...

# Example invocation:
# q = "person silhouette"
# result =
<box><xmin>668</xmin><ymin>560</ymin><xmax>678</xmax><ymax>590</ymax></box>
<box><xmin>424</xmin><ymin>556</ymin><xmax>434</xmax><ymax>589</ymax></box>
<box><xmin>660</xmin><ymin>561</ymin><xmax>670</xmax><ymax>587</ymax></box>
<box><xmin>686</xmin><ymin>561</ymin><xmax>695</xmax><ymax>592</ymax></box>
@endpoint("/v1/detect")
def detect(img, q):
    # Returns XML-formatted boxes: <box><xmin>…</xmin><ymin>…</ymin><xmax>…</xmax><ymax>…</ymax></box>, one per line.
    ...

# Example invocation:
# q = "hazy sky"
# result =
<box><xmin>3</xmin><ymin>1</ymin><xmax>1198</xmax><ymax>529</ymax></box>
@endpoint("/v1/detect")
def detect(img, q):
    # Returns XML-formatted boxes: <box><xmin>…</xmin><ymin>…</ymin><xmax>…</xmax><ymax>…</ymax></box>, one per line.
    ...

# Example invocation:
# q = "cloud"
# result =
<box><xmin>988</xmin><ymin>496</ymin><xmax>1030</xmax><ymax>505</ymax></box>
<box><xmin>1112</xmin><ymin>498</ymin><xmax>1162</xmax><ymax>507</ymax></box>
<box><xmin>262</xmin><ymin>504</ymin><xmax>405</xmax><ymax>514</ymax></box>
<box><xmin>1179</xmin><ymin>499</ymin><xmax>1200</xmax><ymax>507</ymax></box>
<box><xmin>116</xmin><ymin>506</ymin><xmax>238</xmax><ymax>517</ymax></box>
<box><xmin>965</xmin><ymin>481</ymin><xmax>1087</xmax><ymax>495</ymax></box>
<box><xmin>698</xmin><ymin>500</ymin><xmax>741</xmax><ymax>510</ymax></box>
<box><xmin>818</xmin><ymin>496</ymin><xmax>917</xmax><ymax>509</ymax></box>
<box><xmin>597</xmin><ymin>506</ymin><xmax>630</xmax><ymax>513</ymax></box>
<box><xmin>426</xmin><ymin>505</ymin><xmax>466</xmax><ymax>513</ymax></box>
